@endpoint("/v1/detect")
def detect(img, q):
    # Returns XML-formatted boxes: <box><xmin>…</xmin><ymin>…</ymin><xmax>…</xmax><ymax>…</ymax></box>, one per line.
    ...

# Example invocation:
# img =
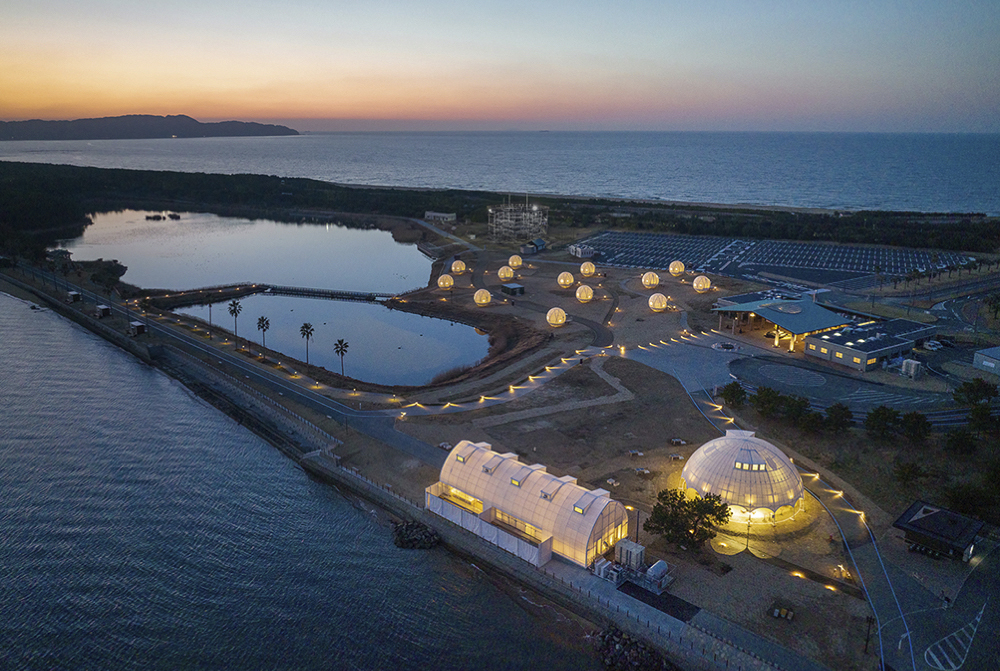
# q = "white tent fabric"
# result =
<box><xmin>681</xmin><ymin>430</ymin><xmax>804</xmax><ymax>514</ymax></box>
<box><xmin>430</xmin><ymin>441</ymin><xmax>627</xmax><ymax>567</ymax></box>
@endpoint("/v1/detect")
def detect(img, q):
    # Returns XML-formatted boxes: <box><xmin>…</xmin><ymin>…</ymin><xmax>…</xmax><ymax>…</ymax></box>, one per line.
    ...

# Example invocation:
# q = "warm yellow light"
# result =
<box><xmin>693</xmin><ymin>275</ymin><xmax>712</xmax><ymax>293</ymax></box>
<box><xmin>642</xmin><ymin>271</ymin><xmax>660</xmax><ymax>289</ymax></box>
<box><xmin>451</xmin><ymin>259</ymin><xmax>467</xmax><ymax>274</ymax></box>
<box><xmin>497</xmin><ymin>265</ymin><xmax>514</xmax><ymax>281</ymax></box>
<box><xmin>648</xmin><ymin>292</ymin><xmax>668</xmax><ymax>312</ymax></box>
<box><xmin>557</xmin><ymin>271</ymin><xmax>574</xmax><ymax>288</ymax></box>
<box><xmin>669</xmin><ymin>260</ymin><xmax>685</xmax><ymax>277</ymax></box>
<box><xmin>576</xmin><ymin>285</ymin><xmax>594</xmax><ymax>303</ymax></box>
<box><xmin>437</xmin><ymin>274</ymin><xmax>454</xmax><ymax>290</ymax></box>
<box><xmin>580</xmin><ymin>261</ymin><xmax>596</xmax><ymax>277</ymax></box>
<box><xmin>474</xmin><ymin>289</ymin><xmax>492</xmax><ymax>306</ymax></box>
<box><xmin>508</xmin><ymin>254</ymin><xmax>523</xmax><ymax>269</ymax></box>
<box><xmin>546</xmin><ymin>307</ymin><xmax>567</xmax><ymax>326</ymax></box>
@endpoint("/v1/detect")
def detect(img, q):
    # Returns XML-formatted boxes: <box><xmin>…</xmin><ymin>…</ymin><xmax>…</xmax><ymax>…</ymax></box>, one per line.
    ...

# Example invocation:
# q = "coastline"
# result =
<box><xmin>0</xmin><ymin>275</ymin><xmax>608</xmax><ymax>668</ymax></box>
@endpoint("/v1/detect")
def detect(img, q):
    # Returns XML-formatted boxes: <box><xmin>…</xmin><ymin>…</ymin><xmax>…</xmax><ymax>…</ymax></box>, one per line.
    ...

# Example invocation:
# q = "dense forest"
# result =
<box><xmin>1</xmin><ymin>160</ymin><xmax>996</xmax><ymax>258</ymax></box>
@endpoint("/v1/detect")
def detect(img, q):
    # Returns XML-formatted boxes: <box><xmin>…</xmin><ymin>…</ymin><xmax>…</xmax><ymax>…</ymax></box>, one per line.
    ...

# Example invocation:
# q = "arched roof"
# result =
<box><xmin>440</xmin><ymin>441</ymin><xmax>625</xmax><ymax>565</ymax></box>
<box><xmin>681</xmin><ymin>430</ymin><xmax>804</xmax><ymax>513</ymax></box>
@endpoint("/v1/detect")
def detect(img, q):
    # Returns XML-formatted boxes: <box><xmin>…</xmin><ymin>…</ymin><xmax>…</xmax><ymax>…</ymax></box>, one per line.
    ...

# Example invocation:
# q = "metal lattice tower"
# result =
<box><xmin>488</xmin><ymin>201</ymin><xmax>549</xmax><ymax>242</ymax></box>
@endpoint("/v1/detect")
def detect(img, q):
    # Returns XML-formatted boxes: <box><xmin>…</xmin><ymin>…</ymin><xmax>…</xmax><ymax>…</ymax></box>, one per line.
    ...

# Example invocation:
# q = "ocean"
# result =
<box><xmin>1</xmin><ymin>131</ymin><xmax>998</xmax><ymax>214</ymax></box>
<box><xmin>0</xmin><ymin>292</ymin><xmax>599</xmax><ymax>670</ymax></box>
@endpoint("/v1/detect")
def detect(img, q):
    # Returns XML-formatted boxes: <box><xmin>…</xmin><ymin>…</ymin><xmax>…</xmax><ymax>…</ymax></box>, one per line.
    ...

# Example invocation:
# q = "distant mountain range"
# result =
<box><xmin>0</xmin><ymin>114</ymin><xmax>299</xmax><ymax>141</ymax></box>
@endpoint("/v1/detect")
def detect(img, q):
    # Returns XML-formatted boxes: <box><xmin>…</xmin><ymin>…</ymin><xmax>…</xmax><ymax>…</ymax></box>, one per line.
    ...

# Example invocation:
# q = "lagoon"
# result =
<box><xmin>57</xmin><ymin>210</ymin><xmax>488</xmax><ymax>385</ymax></box>
<box><xmin>56</xmin><ymin>210</ymin><xmax>431</xmax><ymax>293</ymax></box>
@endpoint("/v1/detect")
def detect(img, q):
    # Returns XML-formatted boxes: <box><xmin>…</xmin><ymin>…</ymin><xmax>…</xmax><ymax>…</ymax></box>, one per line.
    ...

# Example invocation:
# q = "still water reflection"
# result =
<box><xmin>56</xmin><ymin>211</ymin><xmax>487</xmax><ymax>385</ymax></box>
<box><xmin>178</xmin><ymin>295</ymin><xmax>487</xmax><ymax>386</ymax></box>
<box><xmin>57</xmin><ymin>210</ymin><xmax>431</xmax><ymax>293</ymax></box>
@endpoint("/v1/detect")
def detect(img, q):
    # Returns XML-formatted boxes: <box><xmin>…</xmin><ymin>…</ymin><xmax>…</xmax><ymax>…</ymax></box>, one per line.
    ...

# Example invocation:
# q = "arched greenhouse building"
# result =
<box><xmin>426</xmin><ymin>441</ymin><xmax>628</xmax><ymax>567</ymax></box>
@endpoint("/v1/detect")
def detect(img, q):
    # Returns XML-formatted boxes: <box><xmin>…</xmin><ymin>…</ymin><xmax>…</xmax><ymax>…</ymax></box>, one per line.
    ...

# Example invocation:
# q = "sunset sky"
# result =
<box><xmin>2</xmin><ymin>1</ymin><xmax>998</xmax><ymax>132</ymax></box>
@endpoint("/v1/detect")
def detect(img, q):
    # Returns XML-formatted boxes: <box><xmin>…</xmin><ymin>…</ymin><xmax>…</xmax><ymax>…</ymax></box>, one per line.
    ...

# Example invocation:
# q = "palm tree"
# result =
<box><xmin>257</xmin><ymin>316</ymin><xmax>270</xmax><ymax>355</ymax></box>
<box><xmin>334</xmin><ymin>338</ymin><xmax>349</xmax><ymax>375</ymax></box>
<box><xmin>228</xmin><ymin>299</ymin><xmax>242</xmax><ymax>340</ymax></box>
<box><xmin>300</xmin><ymin>322</ymin><xmax>314</xmax><ymax>364</ymax></box>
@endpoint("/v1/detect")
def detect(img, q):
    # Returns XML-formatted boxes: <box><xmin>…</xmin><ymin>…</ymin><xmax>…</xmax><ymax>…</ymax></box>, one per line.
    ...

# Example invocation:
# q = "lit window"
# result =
<box><xmin>867</xmin><ymin>358</ymin><xmax>877</xmax><ymax>365</ymax></box>
<box><xmin>835</xmin><ymin>352</ymin><xmax>843</xmax><ymax>359</ymax></box>
<box><xmin>456</xmin><ymin>455</ymin><xmax>465</xmax><ymax>463</ymax></box>
<box><xmin>821</xmin><ymin>347</ymin><xmax>828</xmax><ymax>354</ymax></box>
<box><xmin>853</xmin><ymin>357</ymin><xmax>861</xmax><ymax>364</ymax></box>
<box><xmin>511</xmin><ymin>478</ymin><xmax>521</xmax><ymax>487</ymax></box>
<box><xmin>573</xmin><ymin>505</ymin><xmax>585</xmax><ymax>514</ymax></box>
<box><xmin>808</xmin><ymin>344</ymin><xmax>816</xmax><ymax>350</ymax></box>
<box><xmin>735</xmin><ymin>461</ymin><xmax>742</xmax><ymax>470</ymax></box>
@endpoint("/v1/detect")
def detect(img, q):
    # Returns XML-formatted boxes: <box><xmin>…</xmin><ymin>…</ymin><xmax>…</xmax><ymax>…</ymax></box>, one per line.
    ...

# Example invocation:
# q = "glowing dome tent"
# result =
<box><xmin>576</xmin><ymin>285</ymin><xmax>594</xmax><ymax>303</ymax></box>
<box><xmin>474</xmin><ymin>289</ymin><xmax>492</xmax><ymax>306</ymax></box>
<box><xmin>547</xmin><ymin>307</ymin><xmax>567</xmax><ymax>326</ymax></box>
<box><xmin>648</xmin><ymin>293</ymin><xmax>668</xmax><ymax>312</ymax></box>
<box><xmin>557</xmin><ymin>272</ymin><xmax>574</xmax><ymax>288</ymax></box>
<box><xmin>498</xmin><ymin>265</ymin><xmax>514</xmax><ymax>281</ymax></box>
<box><xmin>426</xmin><ymin>441</ymin><xmax>628</xmax><ymax>567</ymax></box>
<box><xmin>669</xmin><ymin>260</ymin><xmax>685</xmax><ymax>277</ymax></box>
<box><xmin>641</xmin><ymin>271</ymin><xmax>659</xmax><ymax>289</ymax></box>
<box><xmin>437</xmin><ymin>274</ymin><xmax>454</xmax><ymax>290</ymax></box>
<box><xmin>508</xmin><ymin>255</ymin><xmax>523</xmax><ymax>269</ymax></box>
<box><xmin>580</xmin><ymin>261</ymin><xmax>596</xmax><ymax>277</ymax></box>
<box><xmin>693</xmin><ymin>275</ymin><xmax>712</xmax><ymax>293</ymax></box>
<box><xmin>451</xmin><ymin>259</ymin><xmax>467</xmax><ymax>274</ymax></box>
<box><xmin>681</xmin><ymin>430</ymin><xmax>804</xmax><ymax>520</ymax></box>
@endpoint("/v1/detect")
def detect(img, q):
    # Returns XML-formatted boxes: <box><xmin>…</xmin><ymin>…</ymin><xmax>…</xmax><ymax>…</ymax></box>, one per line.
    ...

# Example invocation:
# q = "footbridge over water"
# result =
<box><xmin>259</xmin><ymin>284</ymin><xmax>396</xmax><ymax>302</ymax></box>
<box><xmin>149</xmin><ymin>283</ymin><xmax>398</xmax><ymax>309</ymax></box>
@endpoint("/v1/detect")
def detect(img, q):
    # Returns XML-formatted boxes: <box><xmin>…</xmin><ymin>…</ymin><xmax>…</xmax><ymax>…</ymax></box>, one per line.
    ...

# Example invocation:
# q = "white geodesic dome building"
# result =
<box><xmin>426</xmin><ymin>441</ymin><xmax>628</xmax><ymax>567</ymax></box>
<box><xmin>681</xmin><ymin>430</ymin><xmax>804</xmax><ymax>520</ymax></box>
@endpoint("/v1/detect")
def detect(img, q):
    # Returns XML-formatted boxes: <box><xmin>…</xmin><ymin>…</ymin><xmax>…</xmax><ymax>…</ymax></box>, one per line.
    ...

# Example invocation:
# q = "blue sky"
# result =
<box><xmin>2</xmin><ymin>0</ymin><xmax>998</xmax><ymax>131</ymax></box>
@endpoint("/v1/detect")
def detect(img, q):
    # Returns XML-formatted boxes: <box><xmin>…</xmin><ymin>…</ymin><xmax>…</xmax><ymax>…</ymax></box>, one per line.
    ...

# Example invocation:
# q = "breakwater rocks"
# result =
<box><xmin>593</xmin><ymin>627</ymin><xmax>680</xmax><ymax>671</ymax></box>
<box><xmin>392</xmin><ymin>520</ymin><xmax>441</xmax><ymax>549</ymax></box>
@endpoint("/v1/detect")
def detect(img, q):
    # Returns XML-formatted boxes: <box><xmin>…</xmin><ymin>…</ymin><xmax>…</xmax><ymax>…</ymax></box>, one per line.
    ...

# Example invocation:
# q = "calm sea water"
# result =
<box><xmin>2</xmin><ymin>131</ymin><xmax>998</xmax><ymax>213</ymax></box>
<box><xmin>0</xmin><ymin>292</ymin><xmax>599</xmax><ymax>670</ymax></box>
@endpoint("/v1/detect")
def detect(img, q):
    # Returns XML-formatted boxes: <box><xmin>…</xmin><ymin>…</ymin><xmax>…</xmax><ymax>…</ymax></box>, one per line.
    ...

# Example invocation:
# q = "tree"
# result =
<box><xmin>720</xmin><ymin>381</ymin><xmax>747</xmax><ymax>408</ymax></box>
<box><xmin>900</xmin><ymin>411</ymin><xmax>932</xmax><ymax>445</ymax></box>
<box><xmin>782</xmin><ymin>395</ymin><xmax>812</xmax><ymax>425</ymax></box>
<box><xmin>643</xmin><ymin>488</ymin><xmax>732</xmax><ymax>549</ymax></box>
<box><xmin>944</xmin><ymin>427</ymin><xmax>976</xmax><ymax>456</ymax></box>
<box><xmin>750</xmin><ymin>386</ymin><xmax>783</xmax><ymax>418</ymax></box>
<box><xmin>825</xmin><ymin>403</ymin><xmax>854</xmax><ymax>434</ymax></box>
<box><xmin>300</xmin><ymin>322</ymin><xmax>314</xmax><ymax>364</ymax></box>
<box><xmin>256</xmin><ymin>316</ymin><xmax>270</xmax><ymax>353</ymax></box>
<box><xmin>953</xmin><ymin>378</ymin><xmax>998</xmax><ymax>406</ymax></box>
<box><xmin>968</xmin><ymin>404</ymin><xmax>996</xmax><ymax>438</ymax></box>
<box><xmin>798</xmin><ymin>411</ymin><xmax>825</xmax><ymax>434</ymax></box>
<box><xmin>894</xmin><ymin>461</ymin><xmax>928</xmax><ymax>488</ymax></box>
<box><xmin>228</xmin><ymin>299</ymin><xmax>242</xmax><ymax>340</ymax></box>
<box><xmin>865</xmin><ymin>405</ymin><xmax>901</xmax><ymax>442</ymax></box>
<box><xmin>334</xmin><ymin>338</ymin><xmax>349</xmax><ymax>376</ymax></box>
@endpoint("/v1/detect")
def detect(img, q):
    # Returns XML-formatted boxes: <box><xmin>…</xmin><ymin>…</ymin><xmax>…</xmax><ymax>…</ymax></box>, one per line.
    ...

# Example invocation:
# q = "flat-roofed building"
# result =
<box><xmin>426</xmin><ymin>441</ymin><xmax>628</xmax><ymax>567</ymax></box>
<box><xmin>973</xmin><ymin>346</ymin><xmax>1000</xmax><ymax>376</ymax></box>
<box><xmin>892</xmin><ymin>501</ymin><xmax>984</xmax><ymax>562</ymax></box>
<box><xmin>804</xmin><ymin>318</ymin><xmax>935</xmax><ymax>371</ymax></box>
<box><xmin>713</xmin><ymin>298</ymin><xmax>851</xmax><ymax>352</ymax></box>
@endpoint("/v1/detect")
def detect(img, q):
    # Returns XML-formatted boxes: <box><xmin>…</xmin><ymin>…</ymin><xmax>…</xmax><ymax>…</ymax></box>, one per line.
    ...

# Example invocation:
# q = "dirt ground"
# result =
<box><xmin>400</xmin><ymin>355</ymin><xmax>876</xmax><ymax>670</ymax></box>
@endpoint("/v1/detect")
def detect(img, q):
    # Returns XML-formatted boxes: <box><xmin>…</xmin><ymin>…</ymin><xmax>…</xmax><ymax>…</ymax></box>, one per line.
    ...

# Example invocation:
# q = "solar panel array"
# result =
<box><xmin>574</xmin><ymin>231</ymin><xmax>974</xmax><ymax>280</ymax></box>
<box><xmin>739</xmin><ymin>241</ymin><xmax>972</xmax><ymax>276</ymax></box>
<box><xmin>579</xmin><ymin>231</ymin><xmax>732</xmax><ymax>270</ymax></box>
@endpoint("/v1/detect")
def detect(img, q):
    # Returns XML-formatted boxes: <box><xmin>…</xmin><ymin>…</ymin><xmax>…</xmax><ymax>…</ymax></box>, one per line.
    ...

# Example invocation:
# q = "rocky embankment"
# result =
<box><xmin>592</xmin><ymin>627</ymin><xmax>681</xmax><ymax>671</ymax></box>
<box><xmin>391</xmin><ymin>520</ymin><xmax>441</xmax><ymax>549</ymax></box>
